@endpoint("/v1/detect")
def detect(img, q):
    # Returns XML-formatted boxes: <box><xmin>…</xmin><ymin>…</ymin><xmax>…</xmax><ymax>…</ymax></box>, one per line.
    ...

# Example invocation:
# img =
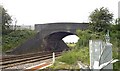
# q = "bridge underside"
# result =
<box><xmin>43</xmin><ymin>32</ymin><xmax>74</xmax><ymax>52</ymax></box>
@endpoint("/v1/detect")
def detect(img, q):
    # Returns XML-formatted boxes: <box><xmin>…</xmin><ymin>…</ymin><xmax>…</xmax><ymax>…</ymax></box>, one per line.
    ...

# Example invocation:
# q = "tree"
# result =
<box><xmin>114</xmin><ymin>18</ymin><xmax>120</xmax><ymax>31</ymax></box>
<box><xmin>76</xmin><ymin>29</ymin><xmax>91</xmax><ymax>47</ymax></box>
<box><xmin>115</xmin><ymin>18</ymin><xmax>120</xmax><ymax>24</ymax></box>
<box><xmin>89</xmin><ymin>7</ymin><xmax>113</xmax><ymax>32</ymax></box>
<box><xmin>0</xmin><ymin>5</ymin><xmax>12</xmax><ymax>34</ymax></box>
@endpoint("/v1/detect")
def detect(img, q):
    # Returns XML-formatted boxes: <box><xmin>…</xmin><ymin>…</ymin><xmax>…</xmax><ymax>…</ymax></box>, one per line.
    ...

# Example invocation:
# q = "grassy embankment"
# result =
<box><xmin>2</xmin><ymin>30</ymin><xmax>36</xmax><ymax>52</ymax></box>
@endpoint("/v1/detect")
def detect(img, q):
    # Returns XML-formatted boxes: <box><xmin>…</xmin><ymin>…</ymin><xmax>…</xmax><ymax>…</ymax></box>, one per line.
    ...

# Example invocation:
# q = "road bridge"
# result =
<box><xmin>8</xmin><ymin>22</ymin><xmax>88</xmax><ymax>55</ymax></box>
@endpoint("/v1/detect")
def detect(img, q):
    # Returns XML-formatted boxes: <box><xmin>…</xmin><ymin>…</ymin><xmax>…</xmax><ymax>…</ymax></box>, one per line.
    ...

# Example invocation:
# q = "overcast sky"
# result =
<box><xmin>1</xmin><ymin>0</ymin><xmax>120</xmax><ymax>26</ymax></box>
<box><xmin>0</xmin><ymin>0</ymin><xmax>119</xmax><ymax>42</ymax></box>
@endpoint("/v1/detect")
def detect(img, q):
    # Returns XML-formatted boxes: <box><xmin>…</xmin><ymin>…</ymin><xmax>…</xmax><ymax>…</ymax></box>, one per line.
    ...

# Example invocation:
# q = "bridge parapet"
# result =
<box><xmin>35</xmin><ymin>23</ymin><xmax>88</xmax><ymax>32</ymax></box>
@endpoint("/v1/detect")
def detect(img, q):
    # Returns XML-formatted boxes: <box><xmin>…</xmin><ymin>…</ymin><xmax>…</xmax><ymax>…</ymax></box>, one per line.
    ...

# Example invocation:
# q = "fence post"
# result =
<box><xmin>52</xmin><ymin>52</ymin><xmax>55</xmax><ymax>64</ymax></box>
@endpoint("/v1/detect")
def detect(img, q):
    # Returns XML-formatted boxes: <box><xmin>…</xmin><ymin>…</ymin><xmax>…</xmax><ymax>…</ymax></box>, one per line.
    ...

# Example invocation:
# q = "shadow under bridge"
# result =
<box><xmin>43</xmin><ymin>31</ymin><xmax>75</xmax><ymax>52</ymax></box>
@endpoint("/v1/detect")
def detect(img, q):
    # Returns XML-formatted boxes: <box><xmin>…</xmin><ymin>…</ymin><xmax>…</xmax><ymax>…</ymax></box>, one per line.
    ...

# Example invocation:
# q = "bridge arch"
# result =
<box><xmin>42</xmin><ymin>31</ymin><xmax>77</xmax><ymax>52</ymax></box>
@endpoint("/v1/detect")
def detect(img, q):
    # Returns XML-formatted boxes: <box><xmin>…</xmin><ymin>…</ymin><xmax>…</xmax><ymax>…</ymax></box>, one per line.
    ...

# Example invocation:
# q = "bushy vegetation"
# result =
<box><xmin>2</xmin><ymin>30</ymin><xmax>36</xmax><ymax>52</ymax></box>
<box><xmin>110</xmin><ymin>30</ymin><xmax>120</xmax><ymax>70</ymax></box>
<box><xmin>58</xmin><ymin>47</ymin><xmax>89</xmax><ymax>65</ymax></box>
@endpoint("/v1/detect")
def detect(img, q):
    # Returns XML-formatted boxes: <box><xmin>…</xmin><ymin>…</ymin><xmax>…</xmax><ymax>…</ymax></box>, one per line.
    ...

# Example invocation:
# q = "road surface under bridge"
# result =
<box><xmin>8</xmin><ymin>22</ymin><xmax>88</xmax><ymax>55</ymax></box>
